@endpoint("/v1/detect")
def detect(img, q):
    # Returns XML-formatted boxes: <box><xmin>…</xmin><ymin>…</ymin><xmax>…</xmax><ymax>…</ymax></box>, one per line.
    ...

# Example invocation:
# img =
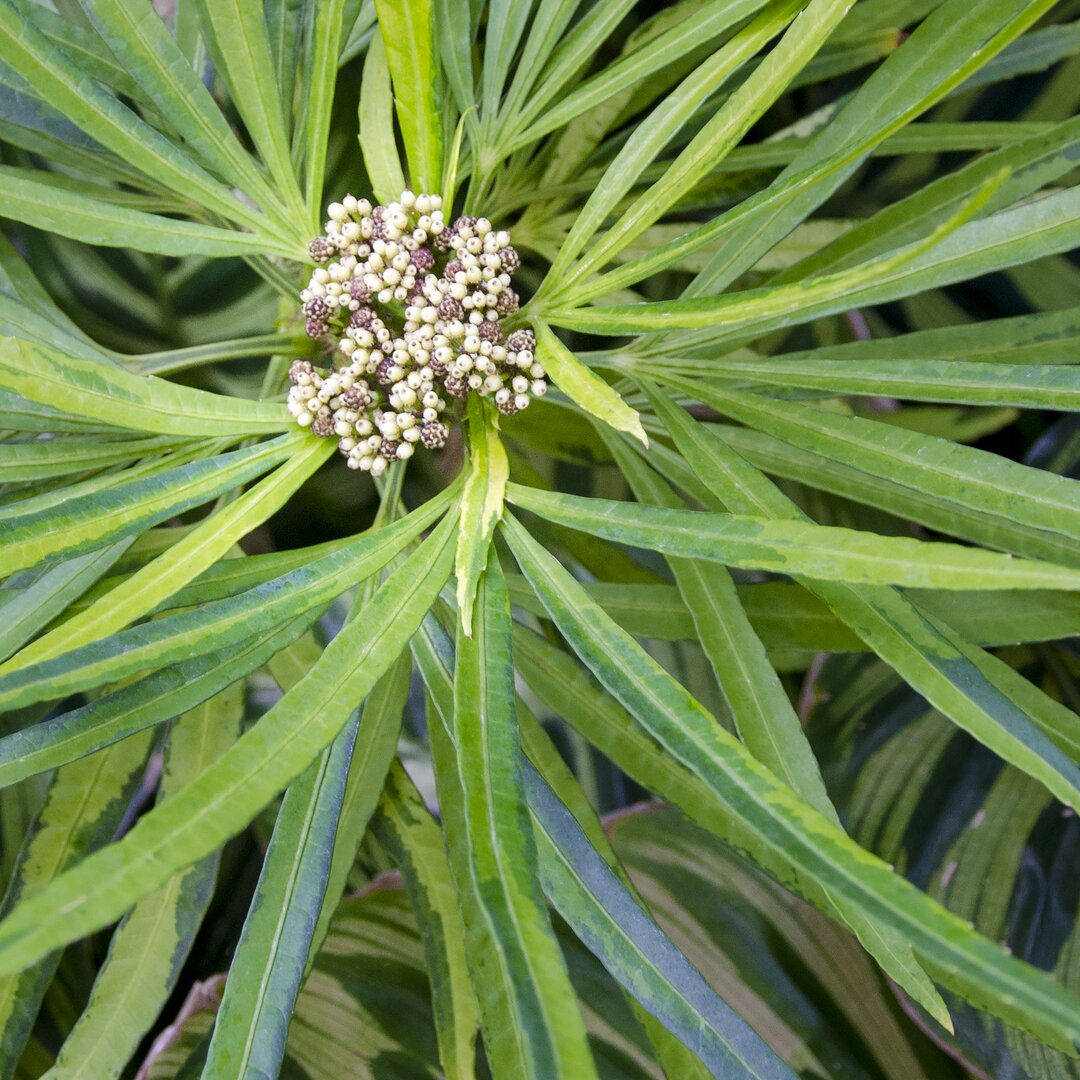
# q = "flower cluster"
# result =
<box><xmin>288</xmin><ymin>191</ymin><xmax>545</xmax><ymax>476</ymax></box>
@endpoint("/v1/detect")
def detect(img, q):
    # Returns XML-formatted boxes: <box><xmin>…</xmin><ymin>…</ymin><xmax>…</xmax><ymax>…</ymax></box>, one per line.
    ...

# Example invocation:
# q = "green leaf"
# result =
<box><xmin>0</xmin><ymin>491</ymin><xmax>451</xmax><ymax>717</ymax></box>
<box><xmin>0</xmin><ymin>233</ymin><xmax>109</xmax><ymax>362</ymax></box>
<box><xmin>498</xmin><ymin>0</ymin><xmax>639</xmax><ymax>150</ymax></box>
<box><xmin>554</xmin><ymin>0</ymin><xmax>857</xmax><ymax>293</ymax></box>
<box><xmin>700</xmin><ymin>421</ymin><xmax>1074</xmax><ymax>569</ymax></box>
<box><xmin>506</xmin><ymin>574</ymin><xmax>1080</xmax><ymax>654</ymax></box>
<box><xmin>679</xmin><ymin>0</ymin><xmax>1057</xmax><ymax>299</ymax></box>
<box><xmin>640</xmin><ymin>179</ymin><xmax>1080</xmax><ymax>352</ymax></box>
<box><xmin>705</xmin><ymin>356</ymin><xmax>1080</xmax><ymax>411</ymax></box>
<box><xmin>305</xmin><ymin>649</ymin><xmax>412</xmax><ymax>964</ymax></box>
<box><xmin>507</xmin><ymin>0</ymin><xmax>769</xmax><ymax>152</ymax></box>
<box><xmin>0</xmin><ymin>731</ymin><xmax>153</xmax><ymax>1074</ymax></box>
<box><xmin>780</xmin><ymin>114</ymin><xmax>1080</xmax><ymax>282</ymax></box>
<box><xmin>516</xmin><ymin>707</ymin><xmax>714</xmax><ymax>1080</ymax></box>
<box><xmin>0</xmin><ymin>442</ymin><xmax>213</xmax><ymax>522</ymax></box>
<box><xmin>0</xmin><ymin>0</ymin><xmax>270</xmax><ymax>230</ymax></box>
<box><xmin>374</xmin><ymin>0</ymin><xmax>442</xmax><ymax>190</ymax></box>
<box><xmin>0</xmin><ymin>165</ymin><xmax>293</xmax><ymax>258</ymax></box>
<box><xmin>428</xmin><ymin>551</ymin><xmax>599</xmax><ymax>1080</ymax></box>
<box><xmin>479</xmin><ymin>0</ymin><xmax>535</xmax><ymax>126</ymax></box>
<box><xmin>542</xmin><ymin>0</ymin><xmax>806</xmax><ymax>287</ymax></box>
<box><xmin>456</xmin><ymin>397</ymin><xmax>509</xmax><ymax>634</ymax></box>
<box><xmin>532</xmin><ymin>320</ymin><xmax>647</xmax><ymax>446</ymax></box>
<box><xmin>0</xmin><ymin>511</ymin><xmax>457</xmax><ymax>979</ymax></box>
<box><xmin>3</xmin><ymin>436</ymin><xmax>334</xmax><ymax>672</ymax></box>
<box><xmin>129</xmin><ymin>333</ymin><xmax>307</xmax><ymax>377</ymax></box>
<box><xmin>0</xmin><ymin>434</ymin><xmax>188</xmax><ymax>483</ymax></box>
<box><xmin>668</xmin><ymin>378</ymin><xmax>1080</xmax><ymax>568</ymax></box>
<box><xmin>652</xmin><ymin>388</ymin><xmax>1080</xmax><ymax>786</ymax></box>
<box><xmin>0</xmin><ymin>339</ymin><xmax>291</xmax><ymax>436</ymax></box>
<box><xmin>645</xmin><ymin>388</ymin><xmax>1080</xmax><ymax>834</ymax></box>
<box><xmin>373</xmin><ymin>763</ymin><xmax>481</xmax><ymax>1080</ymax></box>
<box><xmin>0</xmin><ymin>541</ymin><xmax>131</xmax><ymax>665</ymax></box>
<box><xmin>0</xmin><ymin>437</ymin><xmax>296</xmax><ymax>577</ymax></box>
<box><xmin>0</xmin><ymin>617</ymin><xmax>311</xmax><ymax>791</ymax></box>
<box><xmin>299</xmin><ymin>0</ymin><xmax>347</xmax><ymax>227</ymax></box>
<box><xmin>501</xmin><ymin>513</ymin><xmax>1080</xmax><ymax>1054</ymax></box>
<box><xmin>203</xmin><ymin>714</ymin><xmax>359</xmax><ymax>1080</ymax></box>
<box><xmin>552</xmin><ymin>167</ymin><xmax>1006</xmax><ymax>333</ymax></box>
<box><xmin>601</xmin><ymin>422</ymin><xmax>836</xmax><ymax>822</ymax></box>
<box><xmin>41</xmin><ymin>686</ymin><xmax>243</xmax><ymax>1080</ymax></box>
<box><xmin>526</xmin><ymin>761</ymin><xmax>795</xmax><ymax>1079</ymax></box>
<box><xmin>505</xmin><ymin>483</ymin><xmax>1080</xmax><ymax>593</ymax></box>
<box><xmin>265</xmin><ymin>0</ymin><xmax>304</xmax><ymax>134</ymax></box>
<box><xmin>434</xmin><ymin>0</ymin><xmax>475</xmax><ymax>117</ymax></box>
<box><xmin>358</xmin><ymin>33</ymin><xmax>408</xmax><ymax>205</ymax></box>
<box><xmin>79</xmin><ymin>0</ymin><xmax>293</xmax><ymax>230</ymax></box>
<box><xmin>193</xmin><ymin>0</ymin><xmax>306</xmax><ymax>223</ymax></box>
<box><xmin>7</xmin><ymin>0</ymin><xmax>148</xmax><ymax>105</ymax></box>
<box><xmin>523</xmin><ymin>621</ymin><xmax>949</xmax><ymax>1036</ymax></box>
<box><xmin>608</xmin><ymin>806</ymin><xmax>950</xmax><ymax>1079</ymax></box>
<box><xmin>746</xmin><ymin>306</ymin><xmax>1080</xmax><ymax>368</ymax></box>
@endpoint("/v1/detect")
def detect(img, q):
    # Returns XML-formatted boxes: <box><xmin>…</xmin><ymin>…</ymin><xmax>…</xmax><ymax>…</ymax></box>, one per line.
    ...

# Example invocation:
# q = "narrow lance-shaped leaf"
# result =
<box><xmin>358</xmin><ymin>33</ymin><xmax>408</xmax><ymax>205</ymax></box>
<box><xmin>299</xmin><ymin>0</ymin><xmax>347</xmax><ymax>228</ymax></box>
<box><xmin>778</xmin><ymin>113</ymin><xmax>1080</xmax><ymax>282</ymax></box>
<box><xmin>305</xmin><ymin>649</ymin><xmax>413</xmax><ymax>966</ymax></box>
<box><xmin>434</xmin><ymin>0</ymin><xmax>476</xmax><ymax>119</ymax></box>
<box><xmin>42</xmin><ymin>685</ymin><xmax>244</xmax><ymax>1080</ymax></box>
<box><xmin>600</xmin><ymin>427</ymin><xmax>836</xmax><ymax>822</ymax></box>
<box><xmin>514</xmin><ymin>620</ymin><xmax>958</xmax><ymax>1034</ymax></box>
<box><xmin>505</xmin><ymin>0</ymin><xmax>780</xmax><ymax>152</ymax></box>
<box><xmin>498</xmin><ymin>0</ymin><xmax>639</xmax><ymax>149</ymax></box>
<box><xmin>540</xmin><ymin>0</ymin><xmax>806</xmax><ymax>287</ymax></box>
<box><xmin>550</xmin><ymin>168</ymin><xmax>1005</xmax><ymax>333</ymax></box>
<box><xmin>516</xmin><ymin>706</ymin><xmax>714</xmax><ymax>1080</ymax></box>
<box><xmin>203</xmin><ymin>713</ymin><xmax>360</xmax><ymax>1080</ymax></box>
<box><xmin>456</xmin><ymin>396</ymin><xmax>509</xmax><ymax>633</ymax></box>
<box><xmin>0</xmin><ymin>731</ymin><xmax>154</xmax><ymax>1075</ymax></box>
<box><xmin>427</xmin><ymin>551</ymin><xmax>600</xmax><ymax>1080</ymax></box>
<box><xmin>0</xmin><ymin>437</ymin><xmax>298</xmax><ymax>577</ymax></box>
<box><xmin>505</xmin><ymin>483</ymin><xmax>1080</xmax><ymax>595</ymax></box>
<box><xmin>3</xmin><ymin>436</ymin><xmax>335</xmax><ymax>672</ymax></box>
<box><xmin>0</xmin><ymin>166</ymin><xmax>295</xmax><ymax>258</ymax></box>
<box><xmin>374</xmin><ymin>0</ymin><xmax>442</xmax><ymax>189</ymax></box>
<box><xmin>193</xmin><ymin>0</ymin><xmax>306</xmax><ymax>223</ymax></box>
<box><xmin>0</xmin><ymin>510</ymin><xmax>458</xmax><ymax>977</ymax></box>
<box><xmin>696</xmin><ymin>356</ymin><xmax>1080</xmax><ymax>412</ymax></box>
<box><xmin>532</xmin><ymin>320</ymin><xmax>647</xmax><ymax>446</ymax></box>
<box><xmin>525</xmin><ymin>761</ymin><xmax>796</xmax><ymax>1080</ymax></box>
<box><xmin>679</xmin><ymin>0</ymin><xmax>1058</xmax><ymax>299</ymax></box>
<box><xmin>663</xmin><ymin>182</ymin><xmax>1080</xmax><ymax>354</ymax></box>
<box><xmin>373</xmin><ymin>762</ymin><xmax>481</xmax><ymax>1080</ymax></box>
<box><xmin>0</xmin><ymin>434</ymin><xmax>189</xmax><ymax>483</ymax></box>
<box><xmin>0</xmin><ymin>339</ymin><xmax>291</xmax><ymax>436</ymax></box>
<box><xmin>0</xmin><ymin>0</ymin><xmax>272</xmax><ymax>230</ymax></box>
<box><xmin>647</xmin><ymin>383</ymin><xmax>1080</xmax><ymax>783</ymax></box>
<box><xmin>79</xmin><ymin>0</ymin><xmax>297</xmax><ymax>233</ymax></box>
<box><xmin>557</xmin><ymin>0</ymin><xmax>858</xmax><ymax>292</ymax></box>
<box><xmin>663</xmin><ymin>376</ymin><xmax>1080</xmax><ymax>569</ymax></box>
<box><xmin>501</xmin><ymin>512</ymin><xmax>1080</xmax><ymax>1053</ymax></box>
<box><xmin>0</xmin><ymin>490</ymin><xmax>458</xmax><ymax>788</ymax></box>
<box><xmin>0</xmin><ymin>540</ymin><xmax>132</xmax><ymax>666</ymax></box>
<box><xmin>507</xmin><ymin>573</ymin><xmax>1080</xmax><ymax>654</ymax></box>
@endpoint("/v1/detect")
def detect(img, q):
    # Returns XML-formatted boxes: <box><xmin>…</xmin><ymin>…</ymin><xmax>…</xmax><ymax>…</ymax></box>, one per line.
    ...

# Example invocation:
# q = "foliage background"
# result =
<box><xmin>0</xmin><ymin>0</ymin><xmax>1079</xmax><ymax>1077</ymax></box>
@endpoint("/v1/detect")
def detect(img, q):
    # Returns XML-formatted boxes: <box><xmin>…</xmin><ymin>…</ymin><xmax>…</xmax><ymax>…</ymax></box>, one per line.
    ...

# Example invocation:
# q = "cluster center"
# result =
<box><xmin>288</xmin><ymin>191</ymin><xmax>545</xmax><ymax>476</ymax></box>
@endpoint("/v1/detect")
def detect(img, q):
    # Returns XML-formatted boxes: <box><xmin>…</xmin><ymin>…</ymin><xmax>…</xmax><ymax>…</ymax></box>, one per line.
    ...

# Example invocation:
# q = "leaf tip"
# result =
<box><xmin>627</xmin><ymin>415</ymin><xmax>649</xmax><ymax>448</ymax></box>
